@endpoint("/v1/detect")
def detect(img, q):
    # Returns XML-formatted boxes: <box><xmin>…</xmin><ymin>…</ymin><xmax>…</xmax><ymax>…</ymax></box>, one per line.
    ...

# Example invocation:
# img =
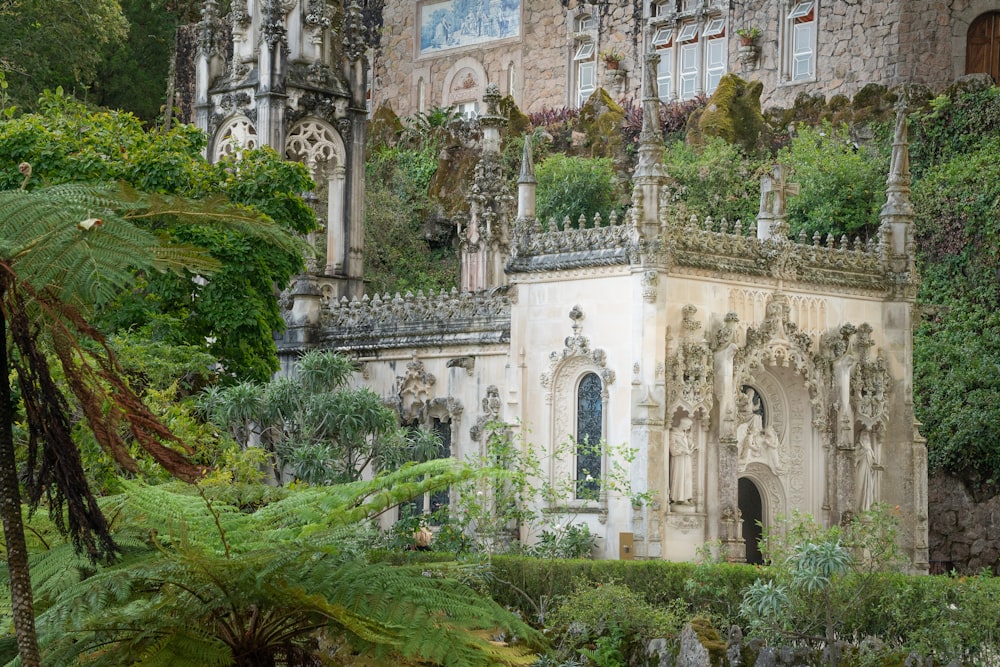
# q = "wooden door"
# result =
<box><xmin>967</xmin><ymin>12</ymin><xmax>1000</xmax><ymax>82</ymax></box>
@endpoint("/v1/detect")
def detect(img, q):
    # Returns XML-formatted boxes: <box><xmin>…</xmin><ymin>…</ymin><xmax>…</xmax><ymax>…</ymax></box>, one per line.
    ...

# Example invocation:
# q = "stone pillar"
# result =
<box><xmin>326</xmin><ymin>164</ymin><xmax>346</xmax><ymax>275</ymax></box>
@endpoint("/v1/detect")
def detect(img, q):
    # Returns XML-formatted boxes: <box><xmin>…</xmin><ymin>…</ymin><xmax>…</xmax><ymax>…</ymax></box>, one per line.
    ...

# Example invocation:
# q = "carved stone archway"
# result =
<box><xmin>212</xmin><ymin>115</ymin><xmax>258</xmax><ymax>162</ymax></box>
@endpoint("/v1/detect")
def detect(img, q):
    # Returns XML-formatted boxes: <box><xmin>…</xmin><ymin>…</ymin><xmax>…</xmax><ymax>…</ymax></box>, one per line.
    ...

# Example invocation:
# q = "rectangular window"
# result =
<box><xmin>657</xmin><ymin>46</ymin><xmax>674</xmax><ymax>101</ymax></box>
<box><xmin>679</xmin><ymin>41</ymin><xmax>698</xmax><ymax>99</ymax></box>
<box><xmin>791</xmin><ymin>13</ymin><xmax>815</xmax><ymax>80</ymax></box>
<box><xmin>677</xmin><ymin>21</ymin><xmax>699</xmax><ymax>43</ymax></box>
<box><xmin>704</xmin><ymin>36</ymin><xmax>726</xmax><ymax>93</ymax></box>
<box><xmin>702</xmin><ymin>16</ymin><xmax>725</xmax><ymax>38</ymax></box>
<box><xmin>787</xmin><ymin>1</ymin><xmax>814</xmax><ymax>20</ymax></box>
<box><xmin>456</xmin><ymin>101</ymin><xmax>478</xmax><ymax>119</ymax></box>
<box><xmin>577</xmin><ymin>60</ymin><xmax>596</xmax><ymax>106</ymax></box>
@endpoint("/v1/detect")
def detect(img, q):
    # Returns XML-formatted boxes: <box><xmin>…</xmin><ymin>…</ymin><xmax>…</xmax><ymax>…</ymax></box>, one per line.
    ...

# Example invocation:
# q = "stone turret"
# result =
<box><xmin>193</xmin><ymin>0</ymin><xmax>367</xmax><ymax>300</ymax></box>
<box><xmin>516</xmin><ymin>135</ymin><xmax>537</xmax><ymax>221</ymax></box>
<box><xmin>632</xmin><ymin>52</ymin><xmax>667</xmax><ymax>241</ymax></box>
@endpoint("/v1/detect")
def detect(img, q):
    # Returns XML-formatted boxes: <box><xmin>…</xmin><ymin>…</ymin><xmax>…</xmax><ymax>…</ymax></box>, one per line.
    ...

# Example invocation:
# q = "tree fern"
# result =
<box><xmin>22</xmin><ymin>465</ymin><xmax>544</xmax><ymax>666</ymax></box>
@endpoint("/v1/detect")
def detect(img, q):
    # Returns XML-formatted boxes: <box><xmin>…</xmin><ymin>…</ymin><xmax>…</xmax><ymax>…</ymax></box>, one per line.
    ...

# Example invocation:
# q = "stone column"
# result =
<box><xmin>326</xmin><ymin>164</ymin><xmax>346</xmax><ymax>275</ymax></box>
<box><xmin>718</xmin><ymin>435</ymin><xmax>742</xmax><ymax>561</ymax></box>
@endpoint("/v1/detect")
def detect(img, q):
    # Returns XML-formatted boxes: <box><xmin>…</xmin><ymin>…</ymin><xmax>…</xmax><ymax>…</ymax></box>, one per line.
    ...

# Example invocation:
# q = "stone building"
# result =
<box><xmin>277</xmin><ymin>72</ymin><xmax>929</xmax><ymax>568</ymax></box>
<box><xmin>373</xmin><ymin>0</ymin><xmax>1000</xmax><ymax>116</ymax></box>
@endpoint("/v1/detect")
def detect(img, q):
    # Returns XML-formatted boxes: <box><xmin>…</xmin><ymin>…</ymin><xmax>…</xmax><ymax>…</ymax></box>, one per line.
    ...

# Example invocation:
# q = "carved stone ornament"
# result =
<box><xmin>851</xmin><ymin>323</ymin><xmax>891</xmax><ymax>431</ymax></box>
<box><xmin>667</xmin><ymin>305</ymin><xmax>714</xmax><ymax>417</ymax></box>
<box><xmin>396</xmin><ymin>354</ymin><xmax>436</xmax><ymax>422</ymax></box>
<box><xmin>641</xmin><ymin>270</ymin><xmax>658</xmax><ymax>302</ymax></box>
<box><xmin>470</xmin><ymin>385</ymin><xmax>503</xmax><ymax>440</ymax></box>
<box><xmin>540</xmin><ymin>306</ymin><xmax>616</xmax><ymax>388</ymax></box>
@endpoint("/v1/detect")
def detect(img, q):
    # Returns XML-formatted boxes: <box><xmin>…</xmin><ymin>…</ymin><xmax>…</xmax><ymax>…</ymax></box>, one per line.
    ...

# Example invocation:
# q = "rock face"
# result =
<box><xmin>928</xmin><ymin>471</ymin><xmax>1000</xmax><ymax>574</ymax></box>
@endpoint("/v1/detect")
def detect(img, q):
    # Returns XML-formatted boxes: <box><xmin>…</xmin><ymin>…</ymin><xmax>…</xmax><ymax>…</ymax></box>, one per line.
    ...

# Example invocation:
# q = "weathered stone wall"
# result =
<box><xmin>928</xmin><ymin>471</ymin><xmax>1000</xmax><ymax>574</ymax></box>
<box><xmin>375</xmin><ymin>0</ymin><xmax>1000</xmax><ymax>117</ymax></box>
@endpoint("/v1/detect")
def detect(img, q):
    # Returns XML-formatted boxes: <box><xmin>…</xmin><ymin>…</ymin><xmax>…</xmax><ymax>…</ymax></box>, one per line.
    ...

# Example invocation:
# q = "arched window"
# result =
<box><xmin>575</xmin><ymin>372</ymin><xmax>603</xmax><ymax>499</ymax></box>
<box><xmin>967</xmin><ymin>11</ymin><xmax>1000</xmax><ymax>82</ymax></box>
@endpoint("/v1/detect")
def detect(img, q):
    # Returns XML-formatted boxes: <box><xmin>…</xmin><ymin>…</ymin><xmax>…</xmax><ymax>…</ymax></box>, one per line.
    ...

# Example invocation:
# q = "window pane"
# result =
<box><xmin>576</xmin><ymin>373</ymin><xmax>602</xmax><ymax>499</ymax></box>
<box><xmin>680</xmin><ymin>42</ymin><xmax>698</xmax><ymax>99</ymax></box>
<box><xmin>577</xmin><ymin>61</ymin><xmax>596</xmax><ymax>106</ymax></box>
<box><xmin>574</xmin><ymin>40</ymin><xmax>595</xmax><ymax>60</ymax></box>
<box><xmin>657</xmin><ymin>47</ymin><xmax>673</xmax><ymax>101</ymax></box>
<box><xmin>577</xmin><ymin>14</ymin><xmax>595</xmax><ymax>31</ymax></box>
<box><xmin>677</xmin><ymin>22</ymin><xmax>699</xmax><ymax>42</ymax></box>
<box><xmin>792</xmin><ymin>21</ymin><xmax>814</xmax><ymax>80</ymax></box>
<box><xmin>705</xmin><ymin>37</ymin><xmax>726</xmax><ymax>93</ymax></box>
<box><xmin>652</xmin><ymin>27</ymin><xmax>673</xmax><ymax>46</ymax></box>
<box><xmin>787</xmin><ymin>1</ymin><xmax>814</xmax><ymax>20</ymax></box>
<box><xmin>703</xmin><ymin>17</ymin><xmax>725</xmax><ymax>37</ymax></box>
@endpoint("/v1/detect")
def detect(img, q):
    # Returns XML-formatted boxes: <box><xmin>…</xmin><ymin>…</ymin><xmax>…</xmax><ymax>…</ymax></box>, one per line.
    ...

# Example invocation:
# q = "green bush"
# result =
<box><xmin>778</xmin><ymin>122</ymin><xmax>888</xmax><ymax>240</ymax></box>
<box><xmin>535</xmin><ymin>154</ymin><xmax>622</xmax><ymax>228</ymax></box>
<box><xmin>661</xmin><ymin>137</ymin><xmax>762</xmax><ymax>226</ymax></box>
<box><xmin>547</xmin><ymin>581</ymin><xmax>683</xmax><ymax>665</ymax></box>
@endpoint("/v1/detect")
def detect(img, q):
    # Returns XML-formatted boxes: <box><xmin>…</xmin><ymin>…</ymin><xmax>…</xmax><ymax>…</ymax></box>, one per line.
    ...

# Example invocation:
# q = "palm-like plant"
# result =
<box><xmin>24</xmin><ymin>463</ymin><xmax>543</xmax><ymax>666</ymax></box>
<box><xmin>0</xmin><ymin>173</ymin><xmax>301</xmax><ymax>666</ymax></box>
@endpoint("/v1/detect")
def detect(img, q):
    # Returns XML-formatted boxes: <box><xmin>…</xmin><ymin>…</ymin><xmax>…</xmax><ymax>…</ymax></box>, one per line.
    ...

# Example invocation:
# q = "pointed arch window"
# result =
<box><xmin>575</xmin><ymin>372</ymin><xmax>603</xmax><ymax>499</ymax></box>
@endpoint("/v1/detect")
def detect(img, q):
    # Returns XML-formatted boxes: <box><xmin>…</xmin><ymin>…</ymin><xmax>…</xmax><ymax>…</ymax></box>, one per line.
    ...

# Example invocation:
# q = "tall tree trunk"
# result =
<box><xmin>0</xmin><ymin>295</ymin><xmax>42</xmax><ymax>667</ymax></box>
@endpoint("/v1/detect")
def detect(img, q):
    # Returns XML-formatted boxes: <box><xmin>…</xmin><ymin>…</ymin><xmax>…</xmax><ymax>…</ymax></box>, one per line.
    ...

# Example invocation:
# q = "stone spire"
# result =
<box><xmin>517</xmin><ymin>134</ymin><xmax>537</xmax><ymax>220</ymax></box>
<box><xmin>878</xmin><ymin>98</ymin><xmax>917</xmax><ymax>290</ymax></box>
<box><xmin>632</xmin><ymin>51</ymin><xmax>667</xmax><ymax>239</ymax></box>
<box><xmin>459</xmin><ymin>84</ymin><xmax>514</xmax><ymax>292</ymax></box>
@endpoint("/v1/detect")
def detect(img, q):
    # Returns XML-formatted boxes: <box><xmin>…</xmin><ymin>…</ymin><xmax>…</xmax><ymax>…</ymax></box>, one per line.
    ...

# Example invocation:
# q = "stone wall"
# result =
<box><xmin>374</xmin><ymin>0</ymin><xmax>1000</xmax><ymax>117</ymax></box>
<box><xmin>928</xmin><ymin>471</ymin><xmax>1000</xmax><ymax>574</ymax></box>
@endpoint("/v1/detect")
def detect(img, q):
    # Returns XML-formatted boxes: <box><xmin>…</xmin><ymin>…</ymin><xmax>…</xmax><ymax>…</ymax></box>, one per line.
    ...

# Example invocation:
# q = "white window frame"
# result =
<box><xmin>455</xmin><ymin>101</ymin><xmax>479</xmax><ymax>119</ymax></box>
<box><xmin>677</xmin><ymin>21</ymin><xmax>699</xmax><ymax>42</ymax></box>
<box><xmin>656</xmin><ymin>45</ymin><xmax>674</xmax><ymax>102</ymax></box>
<box><xmin>786</xmin><ymin>1</ymin><xmax>817</xmax><ymax>83</ymax></box>
<box><xmin>574</xmin><ymin>40</ymin><xmax>596</xmax><ymax>61</ymax></box>
<box><xmin>577</xmin><ymin>13</ymin><xmax>596</xmax><ymax>32</ymax></box>
<box><xmin>702</xmin><ymin>16</ymin><xmax>726</xmax><ymax>37</ymax></box>
<box><xmin>679</xmin><ymin>40</ymin><xmax>699</xmax><ymax>99</ymax></box>
<box><xmin>704</xmin><ymin>34</ymin><xmax>726</xmax><ymax>94</ymax></box>
<box><xmin>577</xmin><ymin>59</ymin><xmax>596</xmax><ymax>107</ymax></box>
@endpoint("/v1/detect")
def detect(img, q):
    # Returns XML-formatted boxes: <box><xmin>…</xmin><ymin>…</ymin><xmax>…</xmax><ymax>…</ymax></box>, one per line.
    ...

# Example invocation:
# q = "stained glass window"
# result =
<box><xmin>576</xmin><ymin>372</ymin><xmax>603</xmax><ymax>500</ymax></box>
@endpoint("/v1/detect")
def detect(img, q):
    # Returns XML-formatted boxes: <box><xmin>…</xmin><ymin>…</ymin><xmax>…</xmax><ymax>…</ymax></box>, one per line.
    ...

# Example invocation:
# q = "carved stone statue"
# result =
<box><xmin>736</xmin><ymin>387</ymin><xmax>783</xmax><ymax>473</ymax></box>
<box><xmin>856</xmin><ymin>428</ymin><xmax>878</xmax><ymax>511</ymax></box>
<box><xmin>669</xmin><ymin>417</ymin><xmax>696</xmax><ymax>504</ymax></box>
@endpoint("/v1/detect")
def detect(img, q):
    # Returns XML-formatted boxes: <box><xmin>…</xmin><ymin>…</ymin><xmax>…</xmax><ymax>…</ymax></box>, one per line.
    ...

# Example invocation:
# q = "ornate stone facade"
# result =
<box><xmin>191</xmin><ymin>0</ymin><xmax>369</xmax><ymax>299</ymax></box>
<box><xmin>276</xmin><ymin>89</ymin><xmax>927</xmax><ymax>570</ymax></box>
<box><xmin>372</xmin><ymin>0</ymin><xmax>1000</xmax><ymax>116</ymax></box>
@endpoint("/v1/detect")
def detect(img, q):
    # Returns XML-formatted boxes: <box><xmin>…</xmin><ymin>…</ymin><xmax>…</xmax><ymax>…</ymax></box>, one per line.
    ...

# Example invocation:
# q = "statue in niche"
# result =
<box><xmin>856</xmin><ymin>428</ymin><xmax>879</xmax><ymax>511</ymax></box>
<box><xmin>736</xmin><ymin>387</ymin><xmax>783</xmax><ymax>473</ymax></box>
<box><xmin>669</xmin><ymin>417</ymin><xmax>696</xmax><ymax>504</ymax></box>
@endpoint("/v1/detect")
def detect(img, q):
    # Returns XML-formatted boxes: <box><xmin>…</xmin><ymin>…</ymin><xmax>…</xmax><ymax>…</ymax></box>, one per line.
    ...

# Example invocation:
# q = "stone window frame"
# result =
<box><xmin>780</xmin><ymin>0</ymin><xmax>818</xmax><ymax>85</ymax></box>
<box><xmin>951</xmin><ymin>1</ymin><xmax>1000</xmax><ymax>80</ymax></box>
<box><xmin>398</xmin><ymin>416</ymin><xmax>454</xmax><ymax>524</ymax></box>
<box><xmin>647</xmin><ymin>2</ymin><xmax>728</xmax><ymax>101</ymax></box>
<box><xmin>211</xmin><ymin>115</ymin><xmax>258</xmax><ymax>163</ymax></box>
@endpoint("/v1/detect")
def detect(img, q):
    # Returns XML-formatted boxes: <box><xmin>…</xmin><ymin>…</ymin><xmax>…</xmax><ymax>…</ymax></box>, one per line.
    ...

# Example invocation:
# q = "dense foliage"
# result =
<box><xmin>0</xmin><ymin>92</ymin><xmax>314</xmax><ymax>382</ymax></box>
<box><xmin>534</xmin><ymin>153</ymin><xmax>622</xmax><ymax>228</ymax></box>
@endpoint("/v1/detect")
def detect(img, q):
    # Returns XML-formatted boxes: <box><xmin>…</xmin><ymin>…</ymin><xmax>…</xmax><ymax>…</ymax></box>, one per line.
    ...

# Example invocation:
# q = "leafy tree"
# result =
<box><xmin>0</xmin><ymin>0</ymin><xmax>129</xmax><ymax>110</ymax></box>
<box><xmin>201</xmin><ymin>351</ymin><xmax>412</xmax><ymax>484</ymax></box>
<box><xmin>0</xmin><ymin>178</ymin><xmax>297</xmax><ymax>666</ymax></box>
<box><xmin>24</xmin><ymin>469</ymin><xmax>543</xmax><ymax>666</ymax></box>
<box><xmin>0</xmin><ymin>92</ymin><xmax>314</xmax><ymax>382</ymax></box>
<box><xmin>535</xmin><ymin>154</ymin><xmax>622</xmax><ymax>229</ymax></box>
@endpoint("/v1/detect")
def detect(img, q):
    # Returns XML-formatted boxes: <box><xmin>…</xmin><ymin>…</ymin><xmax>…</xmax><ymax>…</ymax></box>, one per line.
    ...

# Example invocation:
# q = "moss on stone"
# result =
<box><xmin>576</xmin><ymin>87</ymin><xmax>626</xmax><ymax>159</ymax></box>
<box><xmin>368</xmin><ymin>102</ymin><xmax>404</xmax><ymax>150</ymax></box>
<box><xmin>688</xmin><ymin>617</ymin><xmax>728</xmax><ymax>667</ymax></box>
<box><xmin>691</xmin><ymin>73</ymin><xmax>764</xmax><ymax>153</ymax></box>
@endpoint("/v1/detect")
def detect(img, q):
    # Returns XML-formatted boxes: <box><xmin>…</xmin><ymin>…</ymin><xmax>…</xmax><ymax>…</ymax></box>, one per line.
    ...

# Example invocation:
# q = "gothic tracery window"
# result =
<box><xmin>212</xmin><ymin>116</ymin><xmax>258</xmax><ymax>163</ymax></box>
<box><xmin>575</xmin><ymin>372</ymin><xmax>603</xmax><ymax>500</ymax></box>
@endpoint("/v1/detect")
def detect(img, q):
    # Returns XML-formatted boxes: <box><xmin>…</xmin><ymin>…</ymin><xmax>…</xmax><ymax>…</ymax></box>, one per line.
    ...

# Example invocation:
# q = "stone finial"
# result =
<box><xmin>880</xmin><ymin>99</ymin><xmax>914</xmax><ymax>220</ymax></box>
<box><xmin>483</xmin><ymin>83</ymin><xmax>501</xmax><ymax>116</ymax></box>
<box><xmin>634</xmin><ymin>51</ymin><xmax>665</xmax><ymax>179</ymax></box>
<box><xmin>516</xmin><ymin>135</ymin><xmax>537</xmax><ymax>220</ymax></box>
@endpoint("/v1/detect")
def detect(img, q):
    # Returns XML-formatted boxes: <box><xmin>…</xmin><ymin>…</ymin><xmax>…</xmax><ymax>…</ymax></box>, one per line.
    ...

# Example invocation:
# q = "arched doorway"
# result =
<box><xmin>967</xmin><ymin>12</ymin><xmax>1000</xmax><ymax>82</ymax></box>
<box><xmin>738</xmin><ymin>477</ymin><xmax>764</xmax><ymax>564</ymax></box>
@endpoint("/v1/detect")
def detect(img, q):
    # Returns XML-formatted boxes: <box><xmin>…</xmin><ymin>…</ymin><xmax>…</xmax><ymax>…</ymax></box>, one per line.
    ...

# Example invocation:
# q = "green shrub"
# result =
<box><xmin>661</xmin><ymin>137</ymin><xmax>762</xmax><ymax>226</ymax></box>
<box><xmin>535</xmin><ymin>154</ymin><xmax>622</xmax><ymax>228</ymax></box>
<box><xmin>777</xmin><ymin>122</ymin><xmax>888</xmax><ymax>240</ymax></box>
<box><xmin>547</xmin><ymin>581</ymin><xmax>683</xmax><ymax>664</ymax></box>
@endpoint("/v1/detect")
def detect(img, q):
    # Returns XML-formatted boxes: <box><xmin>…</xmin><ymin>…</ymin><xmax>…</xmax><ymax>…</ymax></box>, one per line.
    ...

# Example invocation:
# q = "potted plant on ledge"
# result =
<box><xmin>600</xmin><ymin>49</ymin><xmax>624</xmax><ymax>70</ymax></box>
<box><xmin>736</xmin><ymin>26</ymin><xmax>761</xmax><ymax>46</ymax></box>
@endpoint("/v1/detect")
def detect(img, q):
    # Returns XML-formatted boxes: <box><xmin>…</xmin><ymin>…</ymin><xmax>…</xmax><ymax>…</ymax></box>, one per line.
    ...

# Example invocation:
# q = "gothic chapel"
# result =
<box><xmin>192</xmin><ymin>1</ymin><xmax>928</xmax><ymax>568</ymax></box>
